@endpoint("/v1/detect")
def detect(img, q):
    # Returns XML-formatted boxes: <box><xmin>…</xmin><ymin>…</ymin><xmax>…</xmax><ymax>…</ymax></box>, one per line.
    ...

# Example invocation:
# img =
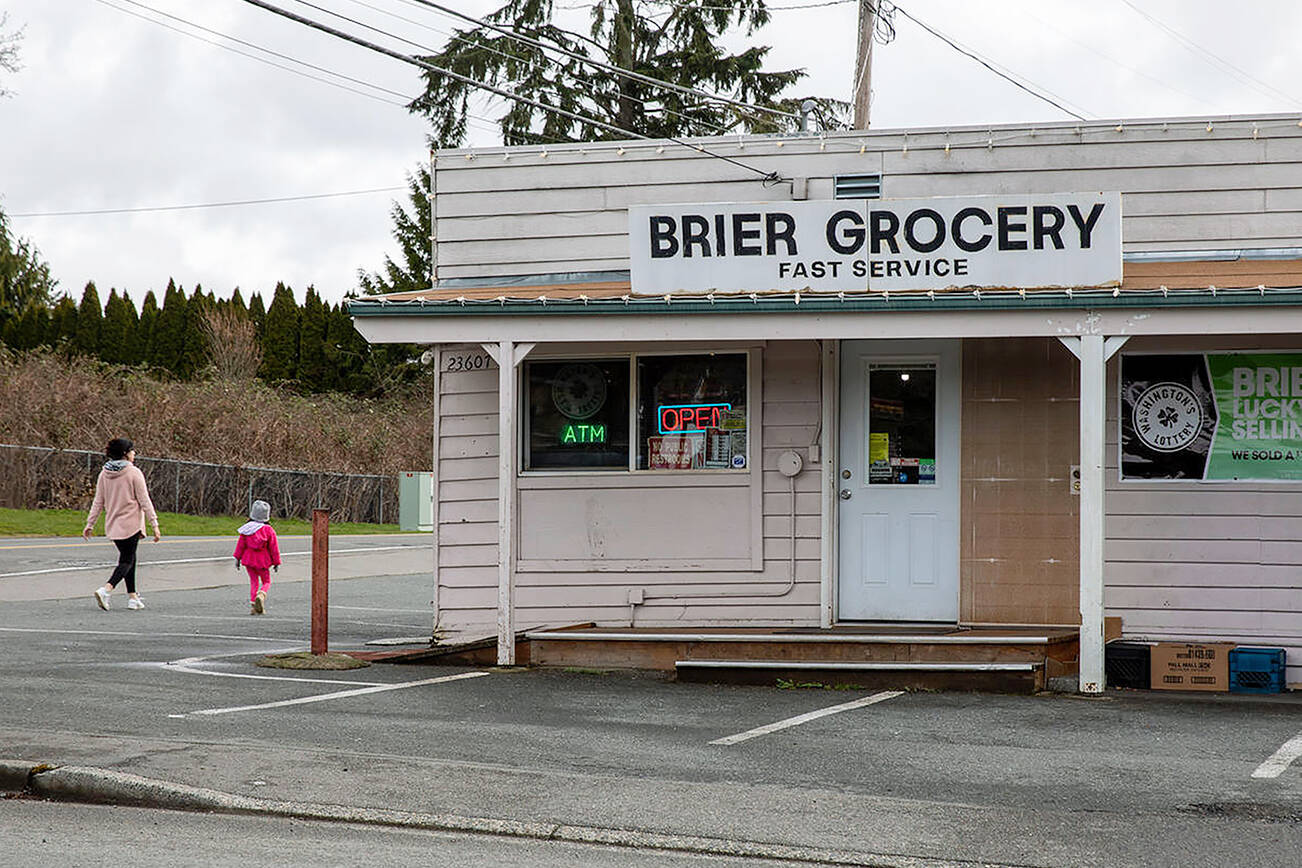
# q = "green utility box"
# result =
<box><xmin>398</xmin><ymin>471</ymin><xmax>433</xmax><ymax>531</ymax></box>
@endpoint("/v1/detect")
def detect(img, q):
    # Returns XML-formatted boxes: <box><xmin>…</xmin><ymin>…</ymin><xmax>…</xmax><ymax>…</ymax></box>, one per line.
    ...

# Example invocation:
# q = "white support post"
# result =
<box><xmin>430</xmin><ymin>347</ymin><xmax>442</xmax><ymax>637</ymax></box>
<box><xmin>819</xmin><ymin>340</ymin><xmax>838</xmax><ymax>628</ymax></box>
<box><xmin>1078</xmin><ymin>334</ymin><xmax>1106</xmax><ymax>694</ymax></box>
<box><xmin>497</xmin><ymin>340</ymin><xmax>517</xmax><ymax>665</ymax></box>
<box><xmin>493</xmin><ymin>340</ymin><xmax>536</xmax><ymax>666</ymax></box>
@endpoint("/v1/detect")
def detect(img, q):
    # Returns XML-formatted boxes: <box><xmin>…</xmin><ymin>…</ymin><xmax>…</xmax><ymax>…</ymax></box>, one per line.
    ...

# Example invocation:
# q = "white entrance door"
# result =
<box><xmin>837</xmin><ymin>340</ymin><xmax>960</xmax><ymax>621</ymax></box>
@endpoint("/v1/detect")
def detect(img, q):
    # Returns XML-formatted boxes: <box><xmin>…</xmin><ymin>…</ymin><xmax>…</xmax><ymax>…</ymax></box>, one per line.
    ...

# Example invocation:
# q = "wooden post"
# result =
<box><xmin>311</xmin><ymin>508</ymin><xmax>330</xmax><ymax>656</ymax></box>
<box><xmin>1078</xmin><ymin>334</ymin><xmax>1105</xmax><ymax>694</ymax></box>
<box><xmin>851</xmin><ymin>0</ymin><xmax>877</xmax><ymax>129</ymax></box>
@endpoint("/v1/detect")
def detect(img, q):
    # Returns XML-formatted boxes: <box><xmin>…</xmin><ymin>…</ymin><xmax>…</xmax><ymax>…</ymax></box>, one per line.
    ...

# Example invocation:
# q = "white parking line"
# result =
<box><xmin>1252</xmin><ymin>731</ymin><xmax>1302</xmax><ymax>779</ymax></box>
<box><xmin>187</xmin><ymin>670</ymin><xmax>490</xmax><ymax>717</ymax></box>
<box><xmin>710</xmin><ymin>690</ymin><xmax>904</xmax><ymax>746</ymax></box>
<box><xmin>165</xmin><ymin>651</ymin><xmax>384</xmax><ymax>686</ymax></box>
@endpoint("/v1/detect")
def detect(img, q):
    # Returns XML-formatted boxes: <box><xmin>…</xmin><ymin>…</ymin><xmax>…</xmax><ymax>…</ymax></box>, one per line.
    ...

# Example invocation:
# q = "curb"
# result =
<box><xmin>0</xmin><ymin>759</ymin><xmax>42</xmax><ymax>793</ymax></box>
<box><xmin>4</xmin><ymin>760</ymin><xmax>1012</xmax><ymax>868</ymax></box>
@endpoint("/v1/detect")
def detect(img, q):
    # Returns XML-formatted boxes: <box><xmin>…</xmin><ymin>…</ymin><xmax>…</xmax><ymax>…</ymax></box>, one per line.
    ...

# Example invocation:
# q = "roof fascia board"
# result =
<box><xmin>351</xmin><ymin>303</ymin><xmax>1302</xmax><ymax>346</ymax></box>
<box><xmin>350</xmin><ymin>290</ymin><xmax>1302</xmax><ymax>318</ymax></box>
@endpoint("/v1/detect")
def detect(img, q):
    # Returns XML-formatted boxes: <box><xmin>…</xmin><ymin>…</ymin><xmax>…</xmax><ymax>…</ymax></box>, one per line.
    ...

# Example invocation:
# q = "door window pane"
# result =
<box><xmin>867</xmin><ymin>363</ymin><xmax>936</xmax><ymax>485</ymax></box>
<box><xmin>636</xmin><ymin>354</ymin><xmax>748</xmax><ymax>471</ymax></box>
<box><xmin>525</xmin><ymin>359</ymin><xmax>630</xmax><ymax>470</ymax></box>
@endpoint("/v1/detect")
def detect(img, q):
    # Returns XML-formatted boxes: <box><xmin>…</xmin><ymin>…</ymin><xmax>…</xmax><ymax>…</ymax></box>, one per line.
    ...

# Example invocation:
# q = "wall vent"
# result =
<box><xmin>834</xmin><ymin>173</ymin><xmax>882</xmax><ymax>200</ymax></box>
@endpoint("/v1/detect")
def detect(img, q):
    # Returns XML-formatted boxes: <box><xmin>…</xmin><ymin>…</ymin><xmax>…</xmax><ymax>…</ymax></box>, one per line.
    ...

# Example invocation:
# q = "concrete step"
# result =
<box><xmin>675</xmin><ymin>659</ymin><xmax>1045</xmax><ymax>693</ymax></box>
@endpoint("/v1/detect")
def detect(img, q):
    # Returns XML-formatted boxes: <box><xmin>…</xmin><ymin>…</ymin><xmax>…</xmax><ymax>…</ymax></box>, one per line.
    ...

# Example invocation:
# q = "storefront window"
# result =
<box><xmin>636</xmin><ymin>354</ymin><xmax>748</xmax><ymax>471</ymax></box>
<box><xmin>524</xmin><ymin>359</ymin><xmax>630</xmax><ymax>470</ymax></box>
<box><xmin>867</xmin><ymin>363</ymin><xmax>936</xmax><ymax>484</ymax></box>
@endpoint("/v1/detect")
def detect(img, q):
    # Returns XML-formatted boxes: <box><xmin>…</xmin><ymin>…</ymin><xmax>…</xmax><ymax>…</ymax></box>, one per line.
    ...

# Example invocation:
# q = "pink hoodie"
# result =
<box><xmin>234</xmin><ymin>524</ymin><xmax>281</xmax><ymax>570</ymax></box>
<box><xmin>84</xmin><ymin>463</ymin><xmax>160</xmax><ymax>541</ymax></box>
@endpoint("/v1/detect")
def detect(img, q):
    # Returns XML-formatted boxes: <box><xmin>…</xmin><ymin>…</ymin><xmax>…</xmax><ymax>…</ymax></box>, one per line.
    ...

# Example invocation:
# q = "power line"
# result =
<box><xmin>559</xmin><ymin>0</ymin><xmax>855</xmax><ymax>9</ymax></box>
<box><xmin>337</xmin><ymin>0</ymin><xmax>735</xmax><ymax>135</ymax></box>
<box><xmin>1116</xmin><ymin>0</ymin><xmax>1301</xmax><ymax>108</ymax></box>
<box><xmin>236</xmin><ymin>0</ymin><xmax>783</xmax><ymax>183</ymax></box>
<box><xmin>1015</xmin><ymin>4</ymin><xmax>1218</xmax><ymax>111</ymax></box>
<box><xmin>405</xmin><ymin>0</ymin><xmax>802</xmax><ymax>124</ymax></box>
<box><xmin>10</xmin><ymin>186</ymin><xmax>406</xmax><ymax>218</ymax></box>
<box><xmin>95</xmin><ymin>0</ymin><xmax>411</xmax><ymax>106</ymax></box>
<box><xmin>98</xmin><ymin>0</ymin><xmax>564</xmax><ymax>147</ymax></box>
<box><xmin>884</xmin><ymin>2</ymin><xmax>1092</xmax><ymax>121</ymax></box>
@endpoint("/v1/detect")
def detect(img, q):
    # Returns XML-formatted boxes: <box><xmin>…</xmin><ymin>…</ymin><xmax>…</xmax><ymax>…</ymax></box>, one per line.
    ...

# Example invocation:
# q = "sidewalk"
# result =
<box><xmin>1</xmin><ymin>756</ymin><xmax>898</xmax><ymax>868</ymax></box>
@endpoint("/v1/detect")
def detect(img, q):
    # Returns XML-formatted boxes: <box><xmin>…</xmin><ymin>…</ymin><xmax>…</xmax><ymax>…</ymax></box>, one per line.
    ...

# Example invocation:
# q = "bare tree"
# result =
<box><xmin>202</xmin><ymin>308</ymin><xmax>262</xmax><ymax>382</ymax></box>
<box><xmin>0</xmin><ymin>14</ymin><xmax>23</xmax><ymax>98</ymax></box>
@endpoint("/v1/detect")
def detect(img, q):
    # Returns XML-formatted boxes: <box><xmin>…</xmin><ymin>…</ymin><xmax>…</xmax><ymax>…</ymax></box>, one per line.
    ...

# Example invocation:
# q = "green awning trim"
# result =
<box><xmin>348</xmin><ymin>288</ymin><xmax>1302</xmax><ymax>317</ymax></box>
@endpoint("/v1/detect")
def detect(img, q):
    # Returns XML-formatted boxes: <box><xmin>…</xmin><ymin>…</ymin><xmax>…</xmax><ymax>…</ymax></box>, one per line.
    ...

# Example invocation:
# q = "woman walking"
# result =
<box><xmin>83</xmin><ymin>438</ymin><xmax>161</xmax><ymax>611</ymax></box>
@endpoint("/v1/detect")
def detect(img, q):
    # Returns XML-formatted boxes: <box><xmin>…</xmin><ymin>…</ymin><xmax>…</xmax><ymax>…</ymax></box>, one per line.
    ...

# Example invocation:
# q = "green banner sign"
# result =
<box><xmin>1121</xmin><ymin>353</ymin><xmax>1302</xmax><ymax>481</ymax></box>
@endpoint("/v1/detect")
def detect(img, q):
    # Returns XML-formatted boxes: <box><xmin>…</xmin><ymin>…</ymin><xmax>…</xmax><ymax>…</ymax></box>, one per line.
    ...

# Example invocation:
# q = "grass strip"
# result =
<box><xmin>0</xmin><ymin>507</ymin><xmax>409</xmax><ymax>538</ymax></box>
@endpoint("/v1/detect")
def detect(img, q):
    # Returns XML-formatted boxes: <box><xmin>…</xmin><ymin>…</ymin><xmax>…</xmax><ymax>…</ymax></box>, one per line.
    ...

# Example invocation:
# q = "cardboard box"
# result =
<box><xmin>1150</xmin><ymin>642</ymin><xmax>1234</xmax><ymax>691</ymax></box>
<box><xmin>1105</xmin><ymin>616</ymin><xmax>1122</xmax><ymax>644</ymax></box>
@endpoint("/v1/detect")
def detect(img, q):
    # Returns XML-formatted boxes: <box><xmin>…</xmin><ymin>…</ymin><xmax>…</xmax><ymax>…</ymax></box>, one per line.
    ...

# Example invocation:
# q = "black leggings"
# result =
<box><xmin>108</xmin><ymin>534</ymin><xmax>142</xmax><ymax>593</ymax></box>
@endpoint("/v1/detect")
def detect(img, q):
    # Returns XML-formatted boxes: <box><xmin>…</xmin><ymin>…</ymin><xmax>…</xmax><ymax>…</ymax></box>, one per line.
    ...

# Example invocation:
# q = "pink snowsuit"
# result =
<box><xmin>234</xmin><ymin>523</ymin><xmax>281</xmax><ymax>602</ymax></box>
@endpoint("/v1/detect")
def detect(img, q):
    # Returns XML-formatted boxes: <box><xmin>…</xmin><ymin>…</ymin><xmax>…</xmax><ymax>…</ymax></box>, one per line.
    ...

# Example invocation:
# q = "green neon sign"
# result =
<box><xmin>560</xmin><ymin>423</ymin><xmax>606</xmax><ymax>445</ymax></box>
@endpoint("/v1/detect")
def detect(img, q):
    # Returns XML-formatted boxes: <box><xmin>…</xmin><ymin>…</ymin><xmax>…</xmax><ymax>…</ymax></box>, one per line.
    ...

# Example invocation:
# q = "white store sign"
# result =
<box><xmin>628</xmin><ymin>192</ymin><xmax>1122</xmax><ymax>295</ymax></box>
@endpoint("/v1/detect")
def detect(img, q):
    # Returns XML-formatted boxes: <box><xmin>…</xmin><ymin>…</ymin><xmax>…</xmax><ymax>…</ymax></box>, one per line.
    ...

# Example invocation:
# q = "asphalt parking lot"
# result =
<box><xmin>2</xmin><ymin>552</ymin><xmax>1301</xmax><ymax>866</ymax></box>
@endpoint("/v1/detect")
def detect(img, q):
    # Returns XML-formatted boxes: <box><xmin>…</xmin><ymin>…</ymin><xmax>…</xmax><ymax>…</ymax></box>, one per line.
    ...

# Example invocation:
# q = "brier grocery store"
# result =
<box><xmin>350</xmin><ymin>114</ymin><xmax>1302</xmax><ymax>691</ymax></box>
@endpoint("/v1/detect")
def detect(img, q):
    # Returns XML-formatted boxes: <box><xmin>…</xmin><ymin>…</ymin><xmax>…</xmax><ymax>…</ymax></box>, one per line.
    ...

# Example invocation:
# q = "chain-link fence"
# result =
<box><xmin>0</xmin><ymin>444</ymin><xmax>398</xmax><ymax>524</ymax></box>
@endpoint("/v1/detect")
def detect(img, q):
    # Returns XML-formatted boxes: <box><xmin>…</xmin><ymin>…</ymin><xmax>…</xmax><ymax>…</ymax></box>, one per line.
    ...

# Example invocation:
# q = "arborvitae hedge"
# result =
<box><xmin>74</xmin><ymin>282</ymin><xmax>102</xmax><ymax>358</ymax></box>
<box><xmin>100</xmin><ymin>289</ymin><xmax>133</xmax><ymax>365</ymax></box>
<box><xmin>0</xmin><ymin>280</ymin><xmax>412</xmax><ymax>396</ymax></box>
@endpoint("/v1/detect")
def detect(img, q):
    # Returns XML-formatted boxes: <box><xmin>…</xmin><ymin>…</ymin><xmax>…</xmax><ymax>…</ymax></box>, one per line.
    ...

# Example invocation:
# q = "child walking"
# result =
<box><xmin>233</xmin><ymin>500</ymin><xmax>280</xmax><ymax>615</ymax></box>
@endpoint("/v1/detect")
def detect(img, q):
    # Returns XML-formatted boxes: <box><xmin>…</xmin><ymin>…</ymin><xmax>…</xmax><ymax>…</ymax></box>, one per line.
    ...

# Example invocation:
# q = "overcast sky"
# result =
<box><xmin>2</xmin><ymin>0</ymin><xmax>1300</xmax><ymax>306</ymax></box>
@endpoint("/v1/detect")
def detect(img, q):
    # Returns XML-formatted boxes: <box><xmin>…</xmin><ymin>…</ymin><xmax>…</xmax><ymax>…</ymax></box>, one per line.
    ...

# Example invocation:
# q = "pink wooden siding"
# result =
<box><xmin>435</xmin><ymin>341</ymin><xmax>823</xmax><ymax>632</ymax></box>
<box><xmin>1106</xmin><ymin>334</ymin><xmax>1302</xmax><ymax>686</ymax></box>
<box><xmin>435</xmin><ymin>354</ymin><xmax>500</xmax><ymax>634</ymax></box>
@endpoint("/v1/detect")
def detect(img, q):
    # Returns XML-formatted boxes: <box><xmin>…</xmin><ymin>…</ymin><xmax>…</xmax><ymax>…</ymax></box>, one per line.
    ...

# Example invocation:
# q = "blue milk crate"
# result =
<box><xmin>1228</xmin><ymin>647</ymin><xmax>1287</xmax><ymax>694</ymax></box>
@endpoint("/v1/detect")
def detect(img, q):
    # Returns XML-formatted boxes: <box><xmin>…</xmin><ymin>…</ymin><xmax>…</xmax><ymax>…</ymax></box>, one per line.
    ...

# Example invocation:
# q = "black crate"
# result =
<box><xmin>1229</xmin><ymin>647</ymin><xmax>1287</xmax><ymax>694</ymax></box>
<box><xmin>1105</xmin><ymin>641</ymin><xmax>1151</xmax><ymax>689</ymax></box>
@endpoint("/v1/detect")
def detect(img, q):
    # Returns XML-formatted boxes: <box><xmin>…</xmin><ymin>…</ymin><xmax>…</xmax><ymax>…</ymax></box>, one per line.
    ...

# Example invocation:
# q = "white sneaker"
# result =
<box><xmin>127</xmin><ymin>597</ymin><xmax>145</xmax><ymax>611</ymax></box>
<box><xmin>93</xmin><ymin>588</ymin><xmax>110</xmax><ymax>611</ymax></box>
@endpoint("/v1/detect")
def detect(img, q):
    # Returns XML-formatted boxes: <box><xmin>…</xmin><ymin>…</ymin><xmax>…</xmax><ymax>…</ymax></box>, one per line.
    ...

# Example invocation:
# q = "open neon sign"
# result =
<box><xmin>658</xmin><ymin>403</ymin><xmax>731</xmax><ymax>435</ymax></box>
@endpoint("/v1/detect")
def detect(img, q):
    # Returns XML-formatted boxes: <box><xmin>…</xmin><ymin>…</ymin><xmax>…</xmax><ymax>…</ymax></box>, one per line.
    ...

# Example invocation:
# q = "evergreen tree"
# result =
<box><xmin>260</xmin><ymin>282</ymin><xmax>300</xmax><ymax>382</ymax></box>
<box><xmin>296</xmin><ymin>286</ymin><xmax>328</xmax><ymax>390</ymax></box>
<box><xmin>325</xmin><ymin>302</ymin><xmax>368</xmax><ymax>393</ymax></box>
<box><xmin>177</xmin><ymin>285</ymin><xmax>210</xmax><ymax>378</ymax></box>
<box><xmin>247</xmin><ymin>291</ymin><xmax>266</xmax><ymax>338</ymax></box>
<box><xmin>1</xmin><ymin>207</ymin><xmax>57</xmax><ymax>321</ymax></box>
<box><xmin>151</xmin><ymin>279</ymin><xmax>187</xmax><ymax>374</ymax></box>
<box><xmin>48</xmin><ymin>296</ymin><xmax>77</xmax><ymax>349</ymax></box>
<box><xmin>136</xmin><ymin>290</ymin><xmax>159</xmax><ymax>366</ymax></box>
<box><xmin>16</xmin><ymin>303</ymin><xmax>49</xmax><ymax>350</ymax></box>
<box><xmin>73</xmin><ymin>281</ymin><xmax>102</xmax><ymax>357</ymax></box>
<box><xmin>408</xmin><ymin>0</ymin><xmax>829</xmax><ymax>147</ymax></box>
<box><xmin>100</xmin><ymin>289</ymin><xmax>133</xmax><ymax>364</ymax></box>
<box><xmin>358</xmin><ymin>167</ymin><xmax>431</xmax><ymax>296</ymax></box>
<box><xmin>120</xmin><ymin>291</ymin><xmax>141</xmax><ymax>364</ymax></box>
<box><xmin>0</xmin><ymin>308</ymin><xmax>18</xmax><ymax>347</ymax></box>
<box><xmin>229</xmin><ymin>288</ymin><xmax>247</xmax><ymax>316</ymax></box>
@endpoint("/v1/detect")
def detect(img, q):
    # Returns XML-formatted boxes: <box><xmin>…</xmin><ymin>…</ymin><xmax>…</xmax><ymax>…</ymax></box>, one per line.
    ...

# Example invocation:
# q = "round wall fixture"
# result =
<box><xmin>552</xmin><ymin>363</ymin><xmax>608</xmax><ymax>419</ymax></box>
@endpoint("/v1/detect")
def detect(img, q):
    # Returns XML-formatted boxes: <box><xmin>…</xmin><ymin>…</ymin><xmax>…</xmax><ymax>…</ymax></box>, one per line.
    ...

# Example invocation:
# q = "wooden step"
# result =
<box><xmin>523</xmin><ymin>629</ymin><xmax>1074</xmax><ymax>674</ymax></box>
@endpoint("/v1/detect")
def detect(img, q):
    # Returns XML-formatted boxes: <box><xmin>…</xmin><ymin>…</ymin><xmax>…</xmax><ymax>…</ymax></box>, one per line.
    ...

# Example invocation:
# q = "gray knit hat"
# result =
<box><xmin>249</xmin><ymin>500</ymin><xmax>271</xmax><ymax>522</ymax></box>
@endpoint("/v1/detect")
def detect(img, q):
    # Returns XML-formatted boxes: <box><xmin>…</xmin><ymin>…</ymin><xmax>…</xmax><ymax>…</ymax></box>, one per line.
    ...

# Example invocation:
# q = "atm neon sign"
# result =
<box><xmin>560</xmin><ymin>423</ymin><xmax>606</xmax><ymax>444</ymax></box>
<box><xmin>658</xmin><ymin>403</ymin><xmax>731</xmax><ymax>434</ymax></box>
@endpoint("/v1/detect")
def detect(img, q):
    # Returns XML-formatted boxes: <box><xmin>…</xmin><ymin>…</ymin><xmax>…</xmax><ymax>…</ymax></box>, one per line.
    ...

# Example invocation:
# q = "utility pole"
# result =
<box><xmin>614</xmin><ymin>0</ymin><xmax>637</xmax><ymax>132</ymax></box>
<box><xmin>852</xmin><ymin>0</ymin><xmax>877</xmax><ymax>129</ymax></box>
